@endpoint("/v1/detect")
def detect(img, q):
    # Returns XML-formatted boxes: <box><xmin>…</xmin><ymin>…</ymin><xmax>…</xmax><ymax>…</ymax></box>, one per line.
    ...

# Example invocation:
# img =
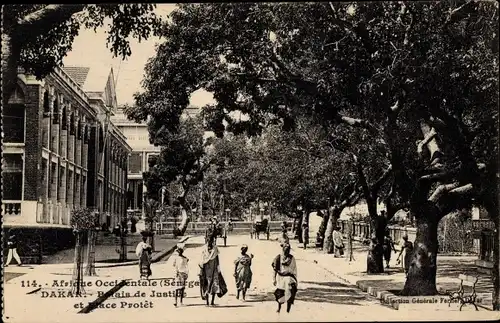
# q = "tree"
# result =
<box><xmin>70</xmin><ymin>208</ymin><xmax>98</xmax><ymax>295</ymax></box>
<box><xmin>138</xmin><ymin>116</ymin><xmax>214</xmax><ymax>236</ymax></box>
<box><xmin>130</xmin><ymin>2</ymin><xmax>498</xmax><ymax>297</ymax></box>
<box><xmin>143</xmin><ymin>198</ymin><xmax>159</xmax><ymax>251</ymax></box>
<box><xmin>2</xmin><ymin>4</ymin><xmax>161</xmax><ymax>108</ymax></box>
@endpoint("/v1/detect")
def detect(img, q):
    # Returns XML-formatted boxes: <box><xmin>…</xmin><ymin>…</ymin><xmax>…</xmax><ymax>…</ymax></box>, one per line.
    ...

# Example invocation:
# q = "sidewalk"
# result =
<box><xmin>289</xmin><ymin>238</ymin><xmax>495</xmax><ymax>311</ymax></box>
<box><xmin>3</xmin><ymin>236</ymin><xmax>193</xmax><ymax>322</ymax></box>
<box><xmin>4</xmin><ymin>236</ymin><xmax>193</xmax><ymax>278</ymax></box>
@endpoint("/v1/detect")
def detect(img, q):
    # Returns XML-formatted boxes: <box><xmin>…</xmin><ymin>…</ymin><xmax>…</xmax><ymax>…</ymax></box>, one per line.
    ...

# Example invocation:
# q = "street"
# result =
<box><xmin>4</xmin><ymin>234</ymin><xmax>499</xmax><ymax>322</ymax></box>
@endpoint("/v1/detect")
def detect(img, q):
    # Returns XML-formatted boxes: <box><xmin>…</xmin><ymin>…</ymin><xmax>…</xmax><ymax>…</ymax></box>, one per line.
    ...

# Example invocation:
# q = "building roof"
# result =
<box><xmin>61</xmin><ymin>66</ymin><xmax>90</xmax><ymax>87</ymax></box>
<box><xmin>63</xmin><ymin>65</ymin><xmax>118</xmax><ymax>110</ymax></box>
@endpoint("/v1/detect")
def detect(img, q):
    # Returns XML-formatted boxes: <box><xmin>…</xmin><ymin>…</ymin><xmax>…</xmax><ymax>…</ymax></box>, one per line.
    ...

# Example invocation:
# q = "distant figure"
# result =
<box><xmin>333</xmin><ymin>226</ymin><xmax>344</xmax><ymax>257</ymax></box>
<box><xmin>383</xmin><ymin>230</ymin><xmax>396</xmax><ymax>268</ymax></box>
<box><xmin>136</xmin><ymin>235</ymin><xmax>152</xmax><ymax>279</ymax></box>
<box><xmin>396</xmin><ymin>234</ymin><xmax>414</xmax><ymax>276</ymax></box>
<box><xmin>172</xmin><ymin>243</ymin><xmax>189</xmax><ymax>307</ymax></box>
<box><xmin>199</xmin><ymin>237</ymin><xmax>227</xmax><ymax>306</ymax></box>
<box><xmin>234</xmin><ymin>244</ymin><xmax>253</xmax><ymax>301</ymax></box>
<box><xmin>130</xmin><ymin>217</ymin><xmax>137</xmax><ymax>233</ymax></box>
<box><xmin>272</xmin><ymin>240</ymin><xmax>297</xmax><ymax>313</ymax></box>
<box><xmin>281</xmin><ymin>221</ymin><xmax>288</xmax><ymax>240</ymax></box>
<box><xmin>301</xmin><ymin>223</ymin><xmax>309</xmax><ymax>249</ymax></box>
<box><xmin>5</xmin><ymin>232</ymin><xmax>22</xmax><ymax>266</ymax></box>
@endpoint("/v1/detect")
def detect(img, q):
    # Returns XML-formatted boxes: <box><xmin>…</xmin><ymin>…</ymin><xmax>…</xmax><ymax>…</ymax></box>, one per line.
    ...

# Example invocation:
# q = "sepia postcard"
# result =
<box><xmin>2</xmin><ymin>3</ymin><xmax>499</xmax><ymax>322</ymax></box>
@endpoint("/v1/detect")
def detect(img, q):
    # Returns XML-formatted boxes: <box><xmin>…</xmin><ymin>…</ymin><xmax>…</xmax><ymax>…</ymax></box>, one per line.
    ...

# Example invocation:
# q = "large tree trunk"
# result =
<box><xmin>175</xmin><ymin>195</ymin><xmax>191</xmax><ymax>236</ymax></box>
<box><xmin>84</xmin><ymin>229</ymin><xmax>97</xmax><ymax>276</ymax></box>
<box><xmin>302</xmin><ymin>210</ymin><xmax>310</xmax><ymax>248</ymax></box>
<box><xmin>402</xmin><ymin>205</ymin><xmax>440</xmax><ymax>296</ymax></box>
<box><xmin>324</xmin><ymin>207</ymin><xmax>341</xmax><ymax>254</ymax></box>
<box><xmin>148</xmin><ymin>221</ymin><xmax>155</xmax><ymax>252</ymax></box>
<box><xmin>71</xmin><ymin>231</ymin><xmax>85</xmax><ymax>296</ymax></box>
<box><xmin>367</xmin><ymin>215</ymin><xmax>387</xmax><ymax>274</ymax></box>
<box><xmin>316</xmin><ymin>211</ymin><xmax>329</xmax><ymax>248</ymax></box>
<box><xmin>296</xmin><ymin>213</ymin><xmax>303</xmax><ymax>243</ymax></box>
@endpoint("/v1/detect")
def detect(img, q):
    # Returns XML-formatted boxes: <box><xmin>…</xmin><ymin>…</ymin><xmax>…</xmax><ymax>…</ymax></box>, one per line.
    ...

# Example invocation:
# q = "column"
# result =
<box><xmin>83</xmin><ymin>125</ymin><xmax>89</xmax><ymax>169</ymax></box>
<box><xmin>40</xmin><ymin>158</ymin><xmax>49</xmax><ymax>223</ymax></box>
<box><xmin>59</xmin><ymin>165</ymin><xmax>67</xmax><ymax>224</ymax></box>
<box><xmin>51</xmin><ymin>100</ymin><xmax>60</xmax><ymax>155</ymax></box>
<box><xmin>42</xmin><ymin>91</ymin><xmax>51</xmax><ymax>149</ymax></box>
<box><xmin>68</xmin><ymin>113</ymin><xmax>75</xmax><ymax>163</ymax></box>
<box><xmin>81</xmin><ymin>174</ymin><xmax>87</xmax><ymax>208</ymax></box>
<box><xmin>50</xmin><ymin>161</ymin><xmax>59</xmax><ymax>223</ymax></box>
<box><xmin>60</xmin><ymin>108</ymin><xmax>68</xmax><ymax>159</ymax></box>
<box><xmin>75</xmin><ymin>119</ymin><xmax>82</xmax><ymax>167</ymax></box>
<box><xmin>67</xmin><ymin>170</ymin><xmax>74</xmax><ymax>213</ymax></box>
<box><xmin>75</xmin><ymin>173</ymin><xmax>81</xmax><ymax>209</ymax></box>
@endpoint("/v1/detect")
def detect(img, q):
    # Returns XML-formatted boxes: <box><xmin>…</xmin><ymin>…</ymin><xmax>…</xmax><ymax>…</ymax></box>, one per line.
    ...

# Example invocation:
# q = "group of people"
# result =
<box><xmin>134</xmin><ymin>225</ymin><xmax>298</xmax><ymax>313</ymax></box>
<box><xmin>382</xmin><ymin>229</ymin><xmax>414</xmax><ymax>275</ymax></box>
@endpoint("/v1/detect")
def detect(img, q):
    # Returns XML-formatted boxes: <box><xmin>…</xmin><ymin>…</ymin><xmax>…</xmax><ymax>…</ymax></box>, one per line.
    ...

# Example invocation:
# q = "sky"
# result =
<box><xmin>62</xmin><ymin>4</ymin><xmax>214</xmax><ymax>108</ymax></box>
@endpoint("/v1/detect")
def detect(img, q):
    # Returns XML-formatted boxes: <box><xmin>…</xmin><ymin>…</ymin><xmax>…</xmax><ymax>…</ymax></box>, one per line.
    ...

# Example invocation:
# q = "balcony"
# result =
<box><xmin>2</xmin><ymin>201</ymin><xmax>22</xmax><ymax>215</ymax></box>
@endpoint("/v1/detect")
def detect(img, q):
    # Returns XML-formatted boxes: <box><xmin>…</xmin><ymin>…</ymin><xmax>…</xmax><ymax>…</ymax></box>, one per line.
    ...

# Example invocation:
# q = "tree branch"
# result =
<box><xmin>443</xmin><ymin>0</ymin><xmax>479</xmax><ymax>29</ymax></box>
<box><xmin>371</xmin><ymin>165</ymin><xmax>393</xmax><ymax>195</ymax></box>
<box><xmin>354</xmin><ymin>154</ymin><xmax>372</xmax><ymax>200</ymax></box>
<box><xmin>337</xmin><ymin>115</ymin><xmax>380</xmax><ymax>136</ymax></box>
<box><xmin>17</xmin><ymin>5</ymin><xmax>86</xmax><ymax>35</ymax></box>
<box><xmin>428</xmin><ymin>182</ymin><xmax>461</xmax><ymax>202</ymax></box>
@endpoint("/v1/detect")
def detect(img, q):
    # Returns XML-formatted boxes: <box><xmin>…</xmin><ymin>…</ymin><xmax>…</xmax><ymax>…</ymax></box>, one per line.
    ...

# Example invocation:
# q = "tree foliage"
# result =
<box><xmin>3</xmin><ymin>4</ymin><xmax>161</xmax><ymax>79</ymax></box>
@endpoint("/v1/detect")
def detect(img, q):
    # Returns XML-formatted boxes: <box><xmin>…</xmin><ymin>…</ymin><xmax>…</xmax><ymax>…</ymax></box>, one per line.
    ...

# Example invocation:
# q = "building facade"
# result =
<box><xmin>2</xmin><ymin>66</ymin><xmax>130</xmax><ymax>233</ymax></box>
<box><xmin>111</xmin><ymin>107</ymin><xmax>160</xmax><ymax>219</ymax></box>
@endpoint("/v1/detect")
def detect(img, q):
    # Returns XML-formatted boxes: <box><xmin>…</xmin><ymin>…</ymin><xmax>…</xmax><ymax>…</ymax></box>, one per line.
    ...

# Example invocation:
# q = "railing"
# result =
<box><xmin>472</xmin><ymin>219</ymin><xmax>495</xmax><ymax>231</ymax></box>
<box><xmin>155</xmin><ymin>221</ymin><xmax>285</xmax><ymax>235</ymax></box>
<box><xmin>479</xmin><ymin>229</ymin><xmax>495</xmax><ymax>262</ymax></box>
<box><xmin>2</xmin><ymin>201</ymin><xmax>22</xmax><ymax>215</ymax></box>
<box><xmin>338</xmin><ymin>220</ymin><xmax>417</xmax><ymax>246</ymax></box>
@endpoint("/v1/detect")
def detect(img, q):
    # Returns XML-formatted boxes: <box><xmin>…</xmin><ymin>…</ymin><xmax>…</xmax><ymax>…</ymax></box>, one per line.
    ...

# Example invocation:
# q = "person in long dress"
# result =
<box><xmin>383</xmin><ymin>230</ymin><xmax>397</xmax><ymax>268</ymax></box>
<box><xmin>136</xmin><ymin>236</ymin><xmax>152</xmax><ymax>279</ymax></box>
<box><xmin>199</xmin><ymin>238</ymin><xmax>227</xmax><ymax>306</ymax></box>
<box><xmin>396</xmin><ymin>234</ymin><xmax>414</xmax><ymax>276</ymax></box>
<box><xmin>272</xmin><ymin>241</ymin><xmax>298</xmax><ymax>313</ymax></box>
<box><xmin>333</xmin><ymin>226</ymin><xmax>344</xmax><ymax>257</ymax></box>
<box><xmin>172</xmin><ymin>243</ymin><xmax>189</xmax><ymax>307</ymax></box>
<box><xmin>234</xmin><ymin>244</ymin><xmax>253</xmax><ymax>301</ymax></box>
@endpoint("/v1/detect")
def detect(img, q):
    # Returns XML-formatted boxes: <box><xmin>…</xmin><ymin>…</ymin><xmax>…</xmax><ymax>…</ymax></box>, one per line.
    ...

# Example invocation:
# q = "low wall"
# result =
<box><xmin>2</xmin><ymin>226</ymin><xmax>76</xmax><ymax>264</ymax></box>
<box><xmin>155</xmin><ymin>221</ymin><xmax>286</xmax><ymax>235</ymax></box>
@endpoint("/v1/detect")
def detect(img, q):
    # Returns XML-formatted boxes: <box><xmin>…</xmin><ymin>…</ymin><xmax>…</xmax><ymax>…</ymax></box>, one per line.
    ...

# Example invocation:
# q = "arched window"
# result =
<box><xmin>43</xmin><ymin>91</ymin><xmax>50</xmax><ymax>114</ymax></box>
<box><xmin>61</xmin><ymin>107</ymin><xmax>68</xmax><ymax>130</ymax></box>
<box><xmin>70</xmin><ymin>113</ymin><xmax>75</xmax><ymax>135</ymax></box>
<box><xmin>52</xmin><ymin>97</ymin><xmax>60</xmax><ymax>124</ymax></box>
<box><xmin>5</xmin><ymin>84</ymin><xmax>26</xmax><ymax>143</ymax></box>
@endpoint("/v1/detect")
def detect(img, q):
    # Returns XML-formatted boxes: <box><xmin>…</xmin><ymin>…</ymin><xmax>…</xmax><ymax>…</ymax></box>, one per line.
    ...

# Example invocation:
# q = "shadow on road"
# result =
<box><xmin>298</xmin><ymin>281</ymin><xmax>367</xmax><ymax>306</ymax></box>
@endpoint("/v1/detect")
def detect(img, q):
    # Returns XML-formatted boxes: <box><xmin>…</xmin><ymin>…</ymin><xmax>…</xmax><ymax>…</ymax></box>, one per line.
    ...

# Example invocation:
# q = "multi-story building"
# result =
<box><xmin>2</xmin><ymin>66</ymin><xmax>130</xmax><ymax>254</ymax></box>
<box><xmin>111</xmin><ymin>105</ymin><xmax>203</xmax><ymax>220</ymax></box>
<box><xmin>111</xmin><ymin>106</ymin><xmax>160</xmax><ymax>219</ymax></box>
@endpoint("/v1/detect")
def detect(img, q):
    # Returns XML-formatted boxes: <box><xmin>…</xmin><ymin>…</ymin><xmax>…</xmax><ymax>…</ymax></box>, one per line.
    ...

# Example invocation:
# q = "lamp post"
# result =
<box><xmin>225</xmin><ymin>208</ymin><xmax>230</xmax><ymax>223</ymax></box>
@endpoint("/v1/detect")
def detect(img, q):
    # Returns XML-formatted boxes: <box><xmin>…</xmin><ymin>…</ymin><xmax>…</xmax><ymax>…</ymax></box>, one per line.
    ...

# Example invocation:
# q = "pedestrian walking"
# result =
<box><xmin>281</xmin><ymin>221</ymin><xmax>288</xmax><ymax>240</ymax></box>
<box><xmin>301</xmin><ymin>223</ymin><xmax>309</xmax><ymax>249</ymax></box>
<box><xmin>333</xmin><ymin>226</ymin><xmax>344</xmax><ymax>257</ymax></box>
<box><xmin>5</xmin><ymin>232</ymin><xmax>22</xmax><ymax>266</ymax></box>
<box><xmin>272</xmin><ymin>239</ymin><xmax>298</xmax><ymax>313</ymax></box>
<box><xmin>136</xmin><ymin>235</ymin><xmax>152</xmax><ymax>279</ymax></box>
<box><xmin>234</xmin><ymin>244</ymin><xmax>253</xmax><ymax>301</ymax></box>
<box><xmin>199</xmin><ymin>236</ymin><xmax>227</xmax><ymax>306</ymax></box>
<box><xmin>172</xmin><ymin>243</ymin><xmax>189</xmax><ymax>307</ymax></box>
<box><xmin>396</xmin><ymin>234</ymin><xmax>414</xmax><ymax>276</ymax></box>
<box><xmin>383</xmin><ymin>229</ymin><xmax>397</xmax><ymax>268</ymax></box>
